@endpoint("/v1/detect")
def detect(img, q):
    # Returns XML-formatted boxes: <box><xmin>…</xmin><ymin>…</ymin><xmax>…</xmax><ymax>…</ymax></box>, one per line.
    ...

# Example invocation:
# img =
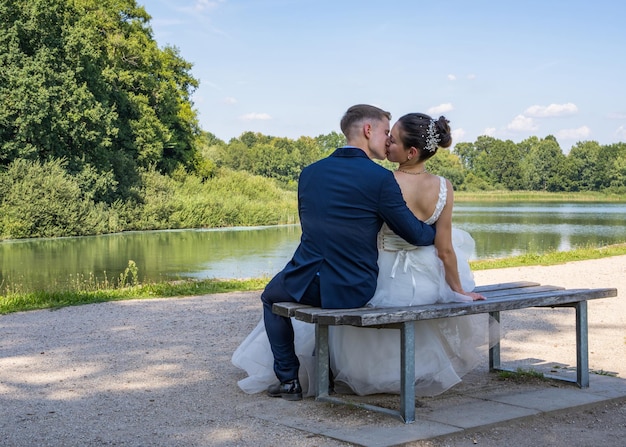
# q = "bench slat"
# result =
<box><xmin>481</xmin><ymin>284</ymin><xmax>564</xmax><ymax>298</ymax></box>
<box><xmin>271</xmin><ymin>282</ymin><xmax>544</xmax><ymax>318</ymax></box>
<box><xmin>286</xmin><ymin>287</ymin><xmax>617</xmax><ymax>325</ymax></box>
<box><xmin>473</xmin><ymin>281</ymin><xmax>540</xmax><ymax>293</ymax></box>
<box><xmin>311</xmin><ymin>288</ymin><xmax>617</xmax><ymax>326</ymax></box>
<box><xmin>271</xmin><ymin>301</ymin><xmax>311</xmax><ymax>318</ymax></box>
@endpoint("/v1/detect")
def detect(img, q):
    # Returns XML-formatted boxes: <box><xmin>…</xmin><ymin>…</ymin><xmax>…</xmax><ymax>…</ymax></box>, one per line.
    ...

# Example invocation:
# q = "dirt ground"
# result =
<box><xmin>418</xmin><ymin>398</ymin><xmax>626</xmax><ymax>447</ymax></box>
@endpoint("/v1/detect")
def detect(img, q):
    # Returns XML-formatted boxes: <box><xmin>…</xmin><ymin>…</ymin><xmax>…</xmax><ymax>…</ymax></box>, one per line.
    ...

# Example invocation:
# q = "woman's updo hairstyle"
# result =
<box><xmin>397</xmin><ymin>113</ymin><xmax>452</xmax><ymax>162</ymax></box>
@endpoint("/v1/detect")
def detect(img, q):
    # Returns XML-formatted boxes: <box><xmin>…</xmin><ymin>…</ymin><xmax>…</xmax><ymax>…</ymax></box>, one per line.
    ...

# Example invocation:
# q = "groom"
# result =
<box><xmin>262</xmin><ymin>104</ymin><xmax>436</xmax><ymax>400</ymax></box>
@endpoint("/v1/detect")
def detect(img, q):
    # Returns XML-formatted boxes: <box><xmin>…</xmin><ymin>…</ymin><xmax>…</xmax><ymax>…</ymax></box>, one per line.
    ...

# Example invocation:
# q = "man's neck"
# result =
<box><xmin>345</xmin><ymin>139</ymin><xmax>371</xmax><ymax>159</ymax></box>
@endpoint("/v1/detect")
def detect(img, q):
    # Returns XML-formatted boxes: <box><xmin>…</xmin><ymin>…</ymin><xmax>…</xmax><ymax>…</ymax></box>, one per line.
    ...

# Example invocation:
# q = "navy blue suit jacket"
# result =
<box><xmin>281</xmin><ymin>147</ymin><xmax>436</xmax><ymax>309</ymax></box>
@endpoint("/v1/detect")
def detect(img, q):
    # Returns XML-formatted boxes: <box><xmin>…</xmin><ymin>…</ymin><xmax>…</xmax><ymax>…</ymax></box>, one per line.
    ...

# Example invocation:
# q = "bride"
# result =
<box><xmin>232</xmin><ymin>113</ymin><xmax>491</xmax><ymax>397</ymax></box>
<box><xmin>329</xmin><ymin>113</ymin><xmax>490</xmax><ymax>396</ymax></box>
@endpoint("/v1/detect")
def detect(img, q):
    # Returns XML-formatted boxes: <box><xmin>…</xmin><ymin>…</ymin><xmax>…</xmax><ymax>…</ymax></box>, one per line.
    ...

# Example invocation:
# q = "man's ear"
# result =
<box><xmin>363</xmin><ymin>123</ymin><xmax>372</xmax><ymax>139</ymax></box>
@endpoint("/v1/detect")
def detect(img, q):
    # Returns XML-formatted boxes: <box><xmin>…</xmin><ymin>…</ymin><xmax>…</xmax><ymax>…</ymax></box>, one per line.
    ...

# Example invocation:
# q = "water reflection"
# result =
<box><xmin>0</xmin><ymin>226</ymin><xmax>302</xmax><ymax>293</ymax></box>
<box><xmin>454</xmin><ymin>202</ymin><xmax>626</xmax><ymax>258</ymax></box>
<box><xmin>1</xmin><ymin>203</ymin><xmax>625</xmax><ymax>293</ymax></box>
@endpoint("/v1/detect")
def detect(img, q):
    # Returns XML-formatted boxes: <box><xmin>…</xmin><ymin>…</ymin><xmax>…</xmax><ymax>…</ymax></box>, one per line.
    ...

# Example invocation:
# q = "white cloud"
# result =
<box><xmin>222</xmin><ymin>97</ymin><xmax>237</xmax><ymax>105</ymax></box>
<box><xmin>555</xmin><ymin>126</ymin><xmax>591</xmax><ymax>140</ymax></box>
<box><xmin>452</xmin><ymin>128</ymin><xmax>466</xmax><ymax>142</ymax></box>
<box><xmin>614</xmin><ymin>125</ymin><xmax>626</xmax><ymax>140</ymax></box>
<box><xmin>467</xmin><ymin>74</ymin><xmax>476</xmax><ymax>80</ymax></box>
<box><xmin>447</xmin><ymin>74</ymin><xmax>457</xmax><ymax>81</ymax></box>
<box><xmin>525</xmin><ymin>103</ymin><xmax>578</xmax><ymax>118</ymax></box>
<box><xmin>239</xmin><ymin>113</ymin><xmax>272</xmax><ymax>121</ymax></box>
<box><xmin>608</xmin><ymin>112</ymin><xmax>626</xmax><ymax>120</ymax></box>
<box><xmin>427</xmin><ymin>103</ymin><xmax>454</xmax><ymax>115</ymax></box>
<box><xmin>483</xmin><ymin>127</ymin><xmax>496</xmax><ymax>136</ymax></box>
<box><xmin>194</xmin><ymin>0</ymin><xmax>224</xmax><ymax>12</ymax></box>
<box><xmin>507</xmin><ymin>115</ymin><xmax>538</xmax><ymax>132</ymax></box>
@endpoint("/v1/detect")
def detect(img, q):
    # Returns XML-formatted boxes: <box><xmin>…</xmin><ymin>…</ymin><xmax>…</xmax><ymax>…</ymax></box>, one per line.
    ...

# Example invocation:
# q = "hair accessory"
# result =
<box><xmin>424</xmin><ymin>119</ymin><xmax>440</xmax><ymax>152</ymax></box>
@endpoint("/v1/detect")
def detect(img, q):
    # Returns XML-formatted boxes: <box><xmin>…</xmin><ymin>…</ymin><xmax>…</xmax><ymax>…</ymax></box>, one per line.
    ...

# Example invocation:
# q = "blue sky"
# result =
<box><xmin>146</xmin><ymin>0</ymin><xmax>625</xmax><ymax>152</ymax></box>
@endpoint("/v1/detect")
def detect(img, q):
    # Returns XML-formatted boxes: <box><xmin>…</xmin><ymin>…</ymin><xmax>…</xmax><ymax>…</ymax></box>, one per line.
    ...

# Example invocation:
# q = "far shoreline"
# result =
<box><xmin>455</xmin><ymin>190</ymin><xmax>626</xmax><ymax>202</ymax></box>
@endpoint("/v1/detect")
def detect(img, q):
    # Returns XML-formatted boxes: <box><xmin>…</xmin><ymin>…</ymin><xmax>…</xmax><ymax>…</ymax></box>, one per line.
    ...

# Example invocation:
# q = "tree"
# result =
<box><xmin>0</xmin><ymin>0</ymin><xmax>118</xmax><ymax>169</ymax></box>
<box><xmin>471</xmin><ymin>136</ymin><xmax>523</xmax><ymax>189</ymax></box>
<box><xmin>564</xmin><ymin>141</ymin><xmax>602</xmax><ymax>191</ymax></box>
<box><xmin>236</xmin><ymin>131</ymin><xmax>271</xmax><ymax>148</ymax></box>
<box><xmin>314</xmin><ymin>131</ymin><xmax>346</xmax><ymax>155</ymax></box>
<box><xmin>596</xmin><ymin>143</ymin><xmax>625</xmax><ymax>190</ymax></box>
<box><xmin>294</xmin><ymin>136</ymin><xmax>324</xmax><ymax>168</ymax></box>
<box><xmin>215</xmin><ymin>140</ymin><xmax>250</xmax><ymax>171</ymax></box>
<box><xmin>608</xmin><ymin>143</ymin><xmax>626</xmax><ymax>191</ymax></box>
<box><xmin>453</xmin><ymin>141</ymin><xmax>479</xmax><ymax>171</ymax></box>
<box><xmin>214</xmin><ymin>133</ymin><xmax>328</xmax><ymax>187</ymax></box>
<box><xmin>522</xmin><ymin>137</ymin><xmax>566</xmax><ymax>191</ymax></box>
<box><xmin>0</xmin><ymin>0</ymin><xmax>199</xmax><ymax>199</ymax></box>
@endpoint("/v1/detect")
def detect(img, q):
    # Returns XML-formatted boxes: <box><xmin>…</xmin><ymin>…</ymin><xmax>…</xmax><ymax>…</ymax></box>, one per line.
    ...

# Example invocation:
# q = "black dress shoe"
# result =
<box><xmin>267</xmin><ymin>379</ymin><xmax>303</xmax><ymax>401</ymax></box>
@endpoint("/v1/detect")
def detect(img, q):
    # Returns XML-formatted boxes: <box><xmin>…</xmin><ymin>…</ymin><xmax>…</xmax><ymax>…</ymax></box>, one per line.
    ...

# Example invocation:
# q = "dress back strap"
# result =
<box><xmin>424</xmin><ymin>176</ymin><xmax>447</xmax><ymax>225</ymax></box>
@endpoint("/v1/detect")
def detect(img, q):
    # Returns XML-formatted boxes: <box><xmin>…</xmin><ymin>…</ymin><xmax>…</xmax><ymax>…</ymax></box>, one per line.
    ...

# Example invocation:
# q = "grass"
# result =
<box><xmin>0</xmin><ymin>277</ymin><xmax>269</xmax><ymax>315</ymax></box>
<box><xmin>497</xmin><ymin>368</ymin><xmax>546</xmax><ymax>382</ymax></box>
<box><xmin>1</xmin><ymin>244</ymin><xmax>625</xmax><ymax>316</ymax></box>
<box><xmin>455</xmin><ymin>190</ymin><xmax>626</xmax><ymax>202</ymax></box>
<box><xmin>469</xmin><ymin>243</ymin><xmax>626</xmax><ymax>270</ymax></box>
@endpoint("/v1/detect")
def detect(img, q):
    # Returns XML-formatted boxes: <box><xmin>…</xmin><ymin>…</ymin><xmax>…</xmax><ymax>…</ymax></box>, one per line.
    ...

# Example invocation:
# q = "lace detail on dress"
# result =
<box><xmin>424</xmin><ymin>176</ymin><xmax>447</xmax><ymax>225</ymax></box>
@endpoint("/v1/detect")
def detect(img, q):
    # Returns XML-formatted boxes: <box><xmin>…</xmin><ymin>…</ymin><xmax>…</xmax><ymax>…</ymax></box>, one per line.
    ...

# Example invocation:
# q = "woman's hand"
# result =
<box><xmin>465</xmin><ymin>291</ymin><xmax>486</xmax><ymax>301</ymax></box>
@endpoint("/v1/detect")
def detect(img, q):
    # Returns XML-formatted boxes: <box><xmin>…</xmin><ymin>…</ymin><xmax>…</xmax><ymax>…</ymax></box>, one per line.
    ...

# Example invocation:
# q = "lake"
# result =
<box><xmin>1</xmin><ymin>202</ymin><xmax>625</xmax><ymax>293</ymax></box>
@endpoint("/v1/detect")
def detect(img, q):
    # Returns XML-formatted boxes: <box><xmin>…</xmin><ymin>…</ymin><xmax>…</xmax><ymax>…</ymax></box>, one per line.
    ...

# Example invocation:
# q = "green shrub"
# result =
<box><xmin>129</xmin><ymin>167</ymin><xmax>297</xmax><ymax>230</ymax></box>
<box><xmin>0</xmin><ymin>159</ymin><xmax>96</xmax><ymax>238</ymax></box>
<box><xmin>0</xmin><ymin>159</ymin><xmax>297</xmax><ymax>239</ymax></box>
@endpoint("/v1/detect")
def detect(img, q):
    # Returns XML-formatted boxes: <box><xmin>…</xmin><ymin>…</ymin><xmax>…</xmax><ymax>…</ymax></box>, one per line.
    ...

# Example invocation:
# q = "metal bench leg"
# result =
<box><xmin>575</xmin><ymin>301</ymin><xmax>589</xmax><ymax>388</ymax></box>
<box><xmin>400</xmin><ymin>321</ymin><xmax>415</xmax><ymax>423</ymax></box>
<box><xmin>489</xmin><ymin>311</ymin><xmax>501</xmax><ymax>371</ymax></box>
<box><xmin>315</xmin><ymin>323</ymin><xmax>330</xmax><ymax>398</ymax></box>
<box><xmin>314</xmin><ymin>324</ymin><xmax>413</xmax><ymax>423</ymax></box>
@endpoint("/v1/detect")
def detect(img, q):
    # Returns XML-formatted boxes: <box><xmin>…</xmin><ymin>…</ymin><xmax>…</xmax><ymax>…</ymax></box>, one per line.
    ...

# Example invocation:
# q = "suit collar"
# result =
<box><xmin>332</xmin><ymin>146</ymin><xmax>369</xmax><ymax>158</ymax></box>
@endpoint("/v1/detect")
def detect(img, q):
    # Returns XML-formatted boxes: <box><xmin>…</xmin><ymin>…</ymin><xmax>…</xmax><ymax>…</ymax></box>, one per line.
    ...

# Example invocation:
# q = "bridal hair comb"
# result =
<box><xmin>424</xmin><ymin>119</ymin><xmax>440</xmax><ymax>153</ymax></box>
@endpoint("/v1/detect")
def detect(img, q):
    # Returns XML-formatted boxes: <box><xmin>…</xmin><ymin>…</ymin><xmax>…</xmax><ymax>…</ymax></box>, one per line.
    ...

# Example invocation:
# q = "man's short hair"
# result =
<box><xmin>340</xmin><ymin>104</ymin><xmax>392</xmax><ymax>139</ymax></box>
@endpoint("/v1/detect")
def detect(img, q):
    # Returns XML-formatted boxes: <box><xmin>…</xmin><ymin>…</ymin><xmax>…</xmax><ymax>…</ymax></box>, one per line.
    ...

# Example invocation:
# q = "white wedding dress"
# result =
<box><xmin>231</xmin><ymin>317</ymin><xmax>317</xmax><ymax>396</ymax></box>
<box><xmin>330</xmin><ymin>176</ymin><xmax>490</xmax><ymax>396</ymax></box>
<box><xmin>232</xmin><ymin>176</ymin><xmax>490</xmax><ymax>397</ymax></box>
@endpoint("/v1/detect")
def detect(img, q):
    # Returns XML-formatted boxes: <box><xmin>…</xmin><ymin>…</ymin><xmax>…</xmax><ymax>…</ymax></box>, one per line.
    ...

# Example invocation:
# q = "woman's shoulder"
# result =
<box><xmin>423</xmin><ymin>175</ymin><xmax>450</xmax><ymax>224</ymax></box>
<box><xmin>430</xmin><ymin>175</ymin><xmax>454</xmax><ymax>201</ymax></box>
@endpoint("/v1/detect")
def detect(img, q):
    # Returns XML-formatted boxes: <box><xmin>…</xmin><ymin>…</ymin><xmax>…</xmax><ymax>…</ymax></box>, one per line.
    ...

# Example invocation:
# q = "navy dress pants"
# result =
<box><xmin>261</xmin><ymin>271</ymin><xmax>320</xmax><ymax>383</ymax></box>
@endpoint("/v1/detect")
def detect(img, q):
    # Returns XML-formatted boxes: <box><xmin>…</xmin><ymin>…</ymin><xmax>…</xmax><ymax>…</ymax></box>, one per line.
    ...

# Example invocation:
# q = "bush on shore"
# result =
<box><xmin>0</xmin><ymin>159</ymin><xmax>297</xmax><ymax>240</ymax></box>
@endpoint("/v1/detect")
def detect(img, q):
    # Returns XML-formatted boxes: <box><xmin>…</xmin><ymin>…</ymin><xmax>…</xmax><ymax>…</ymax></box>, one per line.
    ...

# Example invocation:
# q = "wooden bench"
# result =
<box><xmin>272</xmin><ymin>281</ymin><xmax>618</xmax><ymax>423</ymax></box>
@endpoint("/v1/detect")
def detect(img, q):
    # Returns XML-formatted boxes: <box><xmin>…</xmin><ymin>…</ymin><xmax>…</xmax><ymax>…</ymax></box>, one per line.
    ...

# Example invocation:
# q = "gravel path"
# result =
<box><xmin>0</xmin><ymin>256</ymin><xmax>624</xmax><ymax>446</ymax></box>
<box><xmin>422</xmin><ymin>255</ymin><xmax>626</xmax><ymax>447</ymax></box>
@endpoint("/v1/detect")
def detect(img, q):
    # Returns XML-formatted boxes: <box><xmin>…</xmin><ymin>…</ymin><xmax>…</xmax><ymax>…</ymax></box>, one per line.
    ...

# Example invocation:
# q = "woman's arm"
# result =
<box><xmin>434</xmin><ymin>180</ymin><xmax>484</xmax><ymax>301</ymax></box>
